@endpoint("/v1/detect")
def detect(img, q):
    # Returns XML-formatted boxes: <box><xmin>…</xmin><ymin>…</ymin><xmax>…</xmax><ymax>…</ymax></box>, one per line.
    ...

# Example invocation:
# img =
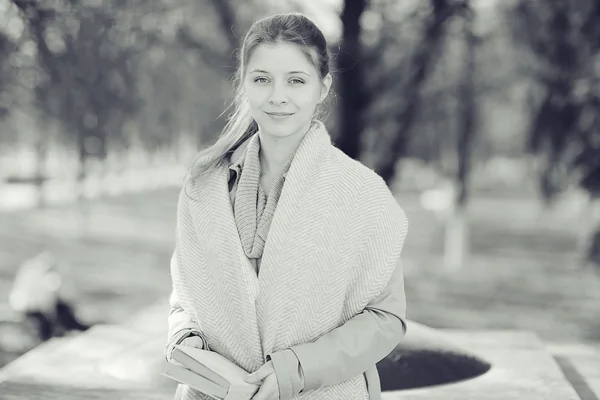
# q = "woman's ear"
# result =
<box><xmin>319</xmin><ymin>73</ymin><xmax>333</xmax><ymax>103</ymax></box>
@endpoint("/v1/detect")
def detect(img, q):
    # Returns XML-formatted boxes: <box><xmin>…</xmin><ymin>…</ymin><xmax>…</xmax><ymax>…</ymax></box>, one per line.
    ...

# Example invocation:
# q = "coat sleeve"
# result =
<box><xmin>165</xmin><ymin>192</ymin><xmax>211</xmax><ymax>361</ymax></box>
<box><xmin>267</xmin><ymin>257</ymin><xmax>407</xmax><ymax>398</ymax></box>
<box><xmin>164</xmin><ymin>257</ymin><xmax>210</xmax><ymax>360</ymax></box>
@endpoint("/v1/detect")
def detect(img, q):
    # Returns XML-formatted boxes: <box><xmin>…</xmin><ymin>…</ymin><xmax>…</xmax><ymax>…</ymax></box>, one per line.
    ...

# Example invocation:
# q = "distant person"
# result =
<box><xmin>9</xmin><ymin>251</ymin><xmax>91</xmax><ymax>341</ymax></box>
<box><xmin>165</xmin><ymin>13</ymin><xmax>409</xmax><ymax>400</ymax></box>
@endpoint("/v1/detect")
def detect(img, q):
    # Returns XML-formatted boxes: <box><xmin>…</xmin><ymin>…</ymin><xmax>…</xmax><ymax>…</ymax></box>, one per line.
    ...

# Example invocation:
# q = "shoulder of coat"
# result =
<box><xmin>327</xmin><ymin>147</ymin><xmax>389</xmax><ymax>193</ymax></box>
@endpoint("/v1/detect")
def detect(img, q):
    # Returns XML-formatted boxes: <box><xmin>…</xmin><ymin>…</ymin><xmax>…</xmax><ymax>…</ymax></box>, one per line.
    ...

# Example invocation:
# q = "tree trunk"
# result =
<box><xmin>76</xmin><ymin>133</ymin><xmax>87</xmax><ymax>234</ymax></box>
<box><xmin>335</xmin><ymin>0</ymin><xmax>368</xmax><ymax>161</ymax></box>
<box><xmin>376</xmin><ymin>0</ymin><xmax>457</xmax><ymax>185</ymax></box>
<box><xmin>34</xmin><ymin>134</ymin><xmax>48</xmax><ymax>208</ymax></box>
<box><xmin>444</xmin><ymin>2</ymin><xmax>476</xmax><ymax>271</ymax></box>
<box><xmin>583</xmin><ymin>198</ymin><xmax>600</xmax><ymax>269</ymax></box>
<box><xmin>443</xmin><ymin>201</ymin><xmax>469</xmax><ymax>270</ymax></box>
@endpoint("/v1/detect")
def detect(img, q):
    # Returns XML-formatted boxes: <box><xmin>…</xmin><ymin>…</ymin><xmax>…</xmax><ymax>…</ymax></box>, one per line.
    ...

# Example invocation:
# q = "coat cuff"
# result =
<box><xmin>165</xmin><ymin>329</ymin><xmax>207</xmax><ymax>361</ymax></box>
<box><xmin>267</xmin><ymin>349</ymin><xmax>304</xmax><ymax>400</ymax></box>
<box><xmin>289</xmin><ymin>342</ymin><xmax>323</xmax><ymax>391</ymax></box>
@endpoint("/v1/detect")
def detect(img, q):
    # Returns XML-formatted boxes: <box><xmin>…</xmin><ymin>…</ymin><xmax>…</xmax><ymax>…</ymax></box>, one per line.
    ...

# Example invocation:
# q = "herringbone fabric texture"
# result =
<box><xmin>172</xmin><ymin>121</ymin><xmax>408</xmax><ymax>400</ymax></box>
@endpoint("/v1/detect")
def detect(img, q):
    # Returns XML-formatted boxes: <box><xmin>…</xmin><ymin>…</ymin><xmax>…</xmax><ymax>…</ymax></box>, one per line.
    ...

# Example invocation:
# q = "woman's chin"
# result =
<box><xmin>259</xmin><ymin>120</ymin><xmax>308</xmax><ymax>139</ymax></box>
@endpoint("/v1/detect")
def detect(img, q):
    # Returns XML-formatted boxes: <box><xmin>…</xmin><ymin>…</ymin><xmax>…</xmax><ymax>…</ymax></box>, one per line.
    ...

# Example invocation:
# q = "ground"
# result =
<box><xmin>0</xmin><ymin>187</ymin><xmax>599</xmax><ymax>369</ymax></box>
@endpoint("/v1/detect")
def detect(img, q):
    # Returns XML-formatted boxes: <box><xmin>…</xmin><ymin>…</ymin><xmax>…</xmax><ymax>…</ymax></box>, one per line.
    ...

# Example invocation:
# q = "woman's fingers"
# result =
<box><xmin>180</xmin><ymin>335</ymin><xmax>205</xmax><ymax>349</ymax></box>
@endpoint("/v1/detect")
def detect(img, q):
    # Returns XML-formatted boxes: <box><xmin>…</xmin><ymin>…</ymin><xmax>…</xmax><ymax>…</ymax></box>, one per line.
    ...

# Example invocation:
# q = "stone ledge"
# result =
<box><xmin>546</xmin><ymin>341</ymin><xmax>600</xmax><ymax>400</ymax></box>
<box><xmin>0</xmin><ymin>324</ymin><xmax>173</xmax><ymax>387</ymax></box>
<box><xmin>384</xmin><ymin>330</ymin><xmax>582</xmax><ymax>400</ymax></box>
<box><xmin>0</xmin><ymin>303</ymin><xmax>596</xmax><ymax>400</ymax></box>
<box><xmin>0</xmin><ymin>324</ymin><xmax>176</xmax><ymax>399</ymax></box>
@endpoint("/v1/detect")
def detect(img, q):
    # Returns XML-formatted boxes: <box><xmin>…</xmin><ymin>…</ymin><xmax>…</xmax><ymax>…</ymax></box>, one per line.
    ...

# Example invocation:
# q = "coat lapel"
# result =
<box><xmin>181</xmin><ymin>165</ymin><xmax>264</xmax><ymax>368</ymax></box>
<box><xmin>256</xmin><ymin>122</ymin><xmax>334</xmax><ymax>352</ymax></box>
<box><xmin>187</xmin><ymin>164</ymin><xmax>260</xmax><ymax>306</ymax></box>
<box><xmin>258</xmin><ymin>121</ymin><xmax>332</xmax><ymax>282</ymax></box>
<box><xmin>216</xmin><ymin>165</ymin><xmax>260</xmax><ymax>290</ymax></box>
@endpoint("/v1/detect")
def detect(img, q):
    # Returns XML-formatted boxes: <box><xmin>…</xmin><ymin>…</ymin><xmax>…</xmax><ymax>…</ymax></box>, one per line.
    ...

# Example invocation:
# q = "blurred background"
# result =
<box><xmin>0</xmin><ymin>0</ymin><xmax>599</xmax><ymax>372</ymax></box>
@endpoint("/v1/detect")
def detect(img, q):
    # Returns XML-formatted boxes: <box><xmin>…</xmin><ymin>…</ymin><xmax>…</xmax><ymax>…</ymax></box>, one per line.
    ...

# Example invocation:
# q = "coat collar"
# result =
<box><xmin>228</xmin><ymin>120</ymin><xmax>324</xmax><ymax>179</ymax></box>
<box><xmin>229</xmin><ymin>135</ymin><xmax>250</xmax><ymax>171</ymax></box>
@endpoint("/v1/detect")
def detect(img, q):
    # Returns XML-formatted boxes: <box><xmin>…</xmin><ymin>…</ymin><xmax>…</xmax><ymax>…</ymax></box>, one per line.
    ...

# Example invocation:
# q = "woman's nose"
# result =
<box><xmin>268</xmin><ymin>82</ymin><xmax>288</xmax><ymax>105</ymax></box>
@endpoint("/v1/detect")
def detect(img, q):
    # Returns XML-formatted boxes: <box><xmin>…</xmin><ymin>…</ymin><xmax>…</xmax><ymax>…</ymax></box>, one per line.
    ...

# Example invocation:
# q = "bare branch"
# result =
<box><xmin>176</xmin><ymin>25</ymin><xmax>232</xmax><ymax>71</ymax></box>
<box><xmin>375</xmin><ymin>0</ymin><xmax>463</xmax><ymax>183</ymax></box>
<box><xmin>208</xmin><ymin>0</ymin><xmax>241</xmax><ymax>52</ymax></box>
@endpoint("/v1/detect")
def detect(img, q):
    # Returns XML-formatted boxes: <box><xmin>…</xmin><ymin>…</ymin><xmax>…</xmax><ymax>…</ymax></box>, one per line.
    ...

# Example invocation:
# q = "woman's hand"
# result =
<box><xmin>179</xmin><ymin>335</ymin><xmax>204</xmax><ymax>348</ymax></box>
<box><xmin>245</xmin><ymin>360</ymin><xmax>279</xmax><ymax>400</ymax></box>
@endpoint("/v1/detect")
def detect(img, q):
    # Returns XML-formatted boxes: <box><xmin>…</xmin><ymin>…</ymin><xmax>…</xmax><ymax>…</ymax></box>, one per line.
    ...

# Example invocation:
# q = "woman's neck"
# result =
<box><xmin>257</xmin><ymin>121</ymin><xmax>313</xmax><ymax>177</ymax></box>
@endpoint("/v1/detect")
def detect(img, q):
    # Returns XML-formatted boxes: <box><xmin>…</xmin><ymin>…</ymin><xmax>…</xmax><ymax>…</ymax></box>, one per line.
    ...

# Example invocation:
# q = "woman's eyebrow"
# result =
<box><xmin>289</xmin><ymin>71</ymin><xmax>311</xmax><ymax>76</ymax></box>
<box><xmin>249</xmin><ymin>69</ymin><xmax>311</xmax><ymax>76</ymax></box>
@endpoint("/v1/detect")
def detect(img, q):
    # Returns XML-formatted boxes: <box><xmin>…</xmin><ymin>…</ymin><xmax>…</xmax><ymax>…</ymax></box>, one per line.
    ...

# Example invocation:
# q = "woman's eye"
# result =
<box><xmin>253</xmin><ymin>77</ymin><xmax>304</xmax><ymax>84</ymax></box>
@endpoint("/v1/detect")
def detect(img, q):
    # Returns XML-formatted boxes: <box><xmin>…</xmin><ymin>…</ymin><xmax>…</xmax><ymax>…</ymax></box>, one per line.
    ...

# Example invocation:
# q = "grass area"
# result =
<box><xmin>0</xmin><ymin>187</ymin><xmax>599</xmax><ymax>370</ymax></box>
<box><xmin>394</xmin><ymin>191</ymin><xmax>600</xmax><ymax>342</ymax></box>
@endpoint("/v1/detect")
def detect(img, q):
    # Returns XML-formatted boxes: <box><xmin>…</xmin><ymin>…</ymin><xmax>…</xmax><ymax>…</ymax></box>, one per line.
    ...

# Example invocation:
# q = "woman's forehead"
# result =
<box><xmin>247</xmin><ymin>43</ymin><xmax>316</xmax><ymax>74</ymax></box>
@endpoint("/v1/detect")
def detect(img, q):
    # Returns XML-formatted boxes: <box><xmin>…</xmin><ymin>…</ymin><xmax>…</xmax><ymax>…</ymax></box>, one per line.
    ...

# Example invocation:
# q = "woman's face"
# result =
<box><xmin>243</xmin><ymin>42</ymin><xmax>331</xmax><ymax>139</ymax></box>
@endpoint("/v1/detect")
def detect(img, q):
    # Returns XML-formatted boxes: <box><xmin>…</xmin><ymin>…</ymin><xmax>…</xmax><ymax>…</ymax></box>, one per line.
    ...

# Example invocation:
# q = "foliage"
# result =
<box><xmin>10</xmin><ymin>0</ymin><xmax>148</xmax><ymax>161</ymax></box>
<box><xmin>505</xmin><ymin>0</ymin><xmax>600</xmax><ymax>199</ymax></box>
<box><xmin>0</xmin><ymin>30</ymin><xmax>15</xmax><ymax>118</ymax></box>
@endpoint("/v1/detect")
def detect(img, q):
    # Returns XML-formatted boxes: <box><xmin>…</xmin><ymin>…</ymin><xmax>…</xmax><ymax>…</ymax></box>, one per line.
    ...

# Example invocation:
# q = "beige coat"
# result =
<box><xmin>166</xmin><ymin>121</ymin><xmax>408</xmax><ymax>399</ymax></box>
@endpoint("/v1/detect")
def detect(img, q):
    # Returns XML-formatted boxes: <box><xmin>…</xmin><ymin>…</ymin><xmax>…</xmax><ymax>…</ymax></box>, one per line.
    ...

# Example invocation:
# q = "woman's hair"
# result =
<box><xmin>185</xmin><ymin>12</ymin><xmax>332</xmax><ymax>190</ymax></box>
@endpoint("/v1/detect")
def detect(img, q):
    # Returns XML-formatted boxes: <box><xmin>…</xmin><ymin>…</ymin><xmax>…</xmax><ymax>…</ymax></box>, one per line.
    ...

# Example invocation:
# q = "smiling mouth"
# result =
<box><xmin>265</xmin><ymin>112</ymin><xmax>294</xmax><ymax>117</ymax></box>
<box><xmin>265</xmin><ymin>112</ymin><xmax>294</xmax><ymax>121</ymax></box>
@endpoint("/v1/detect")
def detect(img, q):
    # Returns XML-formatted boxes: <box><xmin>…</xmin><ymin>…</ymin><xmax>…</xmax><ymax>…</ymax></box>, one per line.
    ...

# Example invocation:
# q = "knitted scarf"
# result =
<box><xmin>173</xmin><ymin>121</ymin><xmax>408</xmax><ymax>400</ymax></box>
<box><xmin>234</xmin><ymin>131</ymin><xmax>294</xmax><ymax>273</ymax></box>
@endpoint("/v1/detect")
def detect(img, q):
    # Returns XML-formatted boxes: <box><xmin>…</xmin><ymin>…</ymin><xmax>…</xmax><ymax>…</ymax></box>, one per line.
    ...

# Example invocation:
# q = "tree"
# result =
<box><xmin>334</xmin><ymin>0</ymin><xmax>368</xmax><ymax>160</ymax></box>
<box><xmin>0</xmin><ymin>31</ymin><xmax>14</xmax><ymax>119</ymax></box>
<box><xmin>175</xmin><ymin>0</ymin><xmax>245</xmax><ymax>73</ymax></box>
<box><xmin>505</xmin><ymin>0</ymin><xmax>600</xmax><ymax>266</ymax></box>
<box><xmin>374</xmin><ymin>0</ymin><xmax>470</xmax><ymax>185</ymax></box>
<box><xmin>0</xmin><ymin>12</ymin><xmax>22</xmax><ymax>148</ymax></box>
<box><xmin>443</xmin><ymin>1</ymin><xmax>478</xmax><ymax>270</ymax></box>
<box><xmin>11</xmin><ymin>0</ymin><xmax>143</xmax><ymax>193</ymax></box>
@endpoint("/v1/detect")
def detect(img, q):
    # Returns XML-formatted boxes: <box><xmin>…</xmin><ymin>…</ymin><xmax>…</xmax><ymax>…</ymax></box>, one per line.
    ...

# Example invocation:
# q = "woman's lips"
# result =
<box><xmin>265</xmin><ymin>112</ymin><xmax>294</xmax><ymax>120</ymax></box>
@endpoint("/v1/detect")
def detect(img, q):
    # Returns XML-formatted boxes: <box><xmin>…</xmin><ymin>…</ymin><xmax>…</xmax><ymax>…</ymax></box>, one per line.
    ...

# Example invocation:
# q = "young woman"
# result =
<box><xmin>165</xmin><ymin>12</ymin><xmax>409</xmax><ymax>400</ymax></box>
